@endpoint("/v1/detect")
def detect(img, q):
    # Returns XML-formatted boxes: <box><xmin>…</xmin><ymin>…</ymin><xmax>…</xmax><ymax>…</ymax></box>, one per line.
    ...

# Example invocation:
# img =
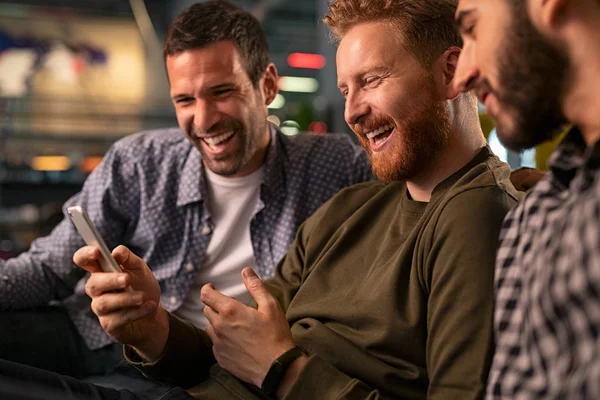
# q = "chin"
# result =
<box><xmin>496</xmin><ymin>116</ymin><xmax>565</xmax><ymax>152</ymax></box>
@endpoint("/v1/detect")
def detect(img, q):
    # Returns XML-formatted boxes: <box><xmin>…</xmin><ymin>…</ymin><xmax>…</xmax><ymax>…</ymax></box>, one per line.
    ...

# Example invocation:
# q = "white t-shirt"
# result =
<box><xmin>175</xmin><ymin>166</ymin><xmax>264</xmax><ymax>328</ymax></box>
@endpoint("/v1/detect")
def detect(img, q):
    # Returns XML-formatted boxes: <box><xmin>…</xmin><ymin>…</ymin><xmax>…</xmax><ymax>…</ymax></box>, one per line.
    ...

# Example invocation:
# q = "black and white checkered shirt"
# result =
<box><xmin>488</xmin><ymin>127</ymin><xmax>600</xmax><ymax>399</ymax></box>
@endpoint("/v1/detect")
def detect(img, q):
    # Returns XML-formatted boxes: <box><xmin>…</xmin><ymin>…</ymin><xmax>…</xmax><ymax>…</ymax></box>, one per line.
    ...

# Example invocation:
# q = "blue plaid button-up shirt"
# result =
<box><xmin>0</xmin><ymin>125</ymin><xmax>373</xmax><ymax>349</ymax></box>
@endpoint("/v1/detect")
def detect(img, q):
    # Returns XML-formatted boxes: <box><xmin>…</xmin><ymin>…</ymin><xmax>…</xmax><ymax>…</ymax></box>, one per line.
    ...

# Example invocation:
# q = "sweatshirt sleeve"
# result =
<box><xmin>124</xmin><ymin>313</ymin><xmax>216</xmax><ymax>389</ymax></box>
<box><xmin>424</xmin><ymin>186</ymin><xmax>515</xmax><ymax>400</ymax></box>
<box><xmin>283</xmin><ymin>355</ymin><xmax>383</xmax><ymax>399</ymax></box>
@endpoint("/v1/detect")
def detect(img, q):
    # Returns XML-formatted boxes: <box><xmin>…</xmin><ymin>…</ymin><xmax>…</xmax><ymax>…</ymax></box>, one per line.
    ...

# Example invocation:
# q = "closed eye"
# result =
<box><xmin>175</xmin><ymin>97</ymin><xmax>193</xmax><ymax>104</ymax></box>
<box><xmin>463</xmin><ymin>24</ymin><xmax>475</xmax><ymax>36</ymax></box>
<box><xmin>214</xmin><ymin>88</ymin><xmax>235</xmax><ymax>97</ymax></box>
<box><xmin>365</xmin><ymin>76</ymin><xmax>382</xmax><ymax>86</ymax></box>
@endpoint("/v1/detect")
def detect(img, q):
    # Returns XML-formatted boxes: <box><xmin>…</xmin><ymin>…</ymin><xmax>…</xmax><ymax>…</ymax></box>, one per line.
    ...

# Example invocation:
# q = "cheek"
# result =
<box><xmin>218</xmin><ymin>98</ymin><xmax>247</xmax><ymax>121</ymax></box>
<box><xmin>175</xmin><ymin>108</ymin><xmax>192</xmax><ymax>128</ymax></box>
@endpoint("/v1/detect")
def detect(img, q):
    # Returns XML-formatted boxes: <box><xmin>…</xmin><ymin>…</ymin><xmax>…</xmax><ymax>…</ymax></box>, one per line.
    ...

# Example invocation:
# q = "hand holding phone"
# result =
<box><xmin>67</xmin><ymin>206</ymin><xmax>122</xmax><ymax>274</ymax></box>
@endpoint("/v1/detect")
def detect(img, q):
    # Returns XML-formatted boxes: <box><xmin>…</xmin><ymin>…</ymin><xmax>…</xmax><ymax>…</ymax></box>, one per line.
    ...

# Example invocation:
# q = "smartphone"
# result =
<box><xmin>67</xmin><ymin>206</ymin><xmax>122</xmax><ymax>274</ymax></box>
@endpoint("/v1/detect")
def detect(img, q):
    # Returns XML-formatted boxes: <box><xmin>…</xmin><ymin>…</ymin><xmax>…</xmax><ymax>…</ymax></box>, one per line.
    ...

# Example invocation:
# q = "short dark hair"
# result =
<box><xmin>163</xmin><ymin>0</ymin><xmax>270</xmax><ymax>87</ymax></box>
<box><xmin>323</xmin><ymin>0</ymin><xmax>461</xmax><ymax>68</ymax></box>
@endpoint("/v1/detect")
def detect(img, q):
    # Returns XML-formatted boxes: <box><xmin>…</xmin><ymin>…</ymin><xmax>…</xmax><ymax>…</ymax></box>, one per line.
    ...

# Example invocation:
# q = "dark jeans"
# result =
<box><xmin>0</xmin><ymin>358</ymin><xmax>193</xmax><ymax>400</ymax></box>
<box><xmin>0</xmin><ymin>306</ymin><xmax>181</xmax><ymax>397</ymax></box>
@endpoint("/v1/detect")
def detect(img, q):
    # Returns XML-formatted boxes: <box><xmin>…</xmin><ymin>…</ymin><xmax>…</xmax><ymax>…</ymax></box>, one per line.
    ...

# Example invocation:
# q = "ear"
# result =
<box><xmin>529</xmin><ymin>0</ymin><xmax>569</xmax><ymax>33</ymax></box>
<box><xmin>436</xmin><ymin>46</ymin><xmax>461</xmax><ymax>101</ymax></box>
<box><xmin>260</xmin><ymin>63</ymin><xmax>279</xmax><ymax>106</ymax></box>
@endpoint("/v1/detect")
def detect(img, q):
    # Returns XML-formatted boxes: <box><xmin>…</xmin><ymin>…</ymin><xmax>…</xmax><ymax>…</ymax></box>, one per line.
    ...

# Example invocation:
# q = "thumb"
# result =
<box><xmin>111</xmin><ymin>245</ymin><xmax>147</xmax><ymax>273</ymax></box>
<box><xmin>242</xmin><ymin>268</ymin><xmax>273</xmax><ymax>311</ymax></box>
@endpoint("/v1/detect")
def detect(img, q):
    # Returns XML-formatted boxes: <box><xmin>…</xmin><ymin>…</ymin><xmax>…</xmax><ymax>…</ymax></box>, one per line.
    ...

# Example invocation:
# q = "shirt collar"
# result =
<box><xmin>547</xmin><ymin>126</ymin><xmax>600</xmax><ymax>188</ymax></box>
<box><xmin>176</xmin><ymin>122</ymin><xmax>285</xmax><ymax>207</ymax></box>
<box><xmin>177</xmin><ymin>144</ymin><xmax>204</xmax><ymax>207</ymax></box>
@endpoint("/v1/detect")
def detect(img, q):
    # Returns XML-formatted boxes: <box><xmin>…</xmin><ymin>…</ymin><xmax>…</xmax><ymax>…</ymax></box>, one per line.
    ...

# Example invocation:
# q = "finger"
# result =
<box><xmin>91</xmin><ymin>290</ymin><xmax>145</xmax><ymax>316</ymax></box>
<box><xmin>204</xmin><ymin>305</ymin><xmax>218</xmax><ymax>326</ymax></box>
<box><xmin>241</xmin><ymin>268</ymin><xmax>277</xmax><ymax>313</ymax></box>
<box><xmin>85</xmin><ymin>272</ymin><xmax>130</xmax><ymax>297</ymax></box>
<box><xmin>73</xmin><ymin>246</ymin><xmax>104</xmax><ymax>273</ymax></box>
<box><xmin>205</xmin><ymin>320</ymin><xmax>217</xmax><ymax>344</ymax></box>
<box><xmin>111</xmin><ymin>245</ymin><xmax>148</xmax><ymax>273</ymax></box>
<box><xmin>200</xmin><ymin>284</ymin><xmax>238</xmax><ymax>315</ymax></box>
<box><xmin>101</xmin><ymin>302</ymin><xmax>157</xmax><ymax>336</ymax></box>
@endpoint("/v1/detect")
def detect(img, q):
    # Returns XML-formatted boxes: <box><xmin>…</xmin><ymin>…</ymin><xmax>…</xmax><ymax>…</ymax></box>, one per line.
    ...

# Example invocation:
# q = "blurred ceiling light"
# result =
<box><xmin>281</xmin><ymin>120</ymin><xmax>301</xmax><ymax>136</ymax></box>
<box><xmin>287</xmin><ymin>53</ymin><xmax>326</xmax><ymax>69</ymax></box>
<box><xmin>80</xmin><ymin>156</ymin><xmax>104</xmax><ymax>173</ymax></box>
<box><xmin>31</xmin><ymin>156</ymin><xmax>71</xmax><ymax>171</ymax></box>
<box><xmin>279</xmin><ymin>77</ymin><xmax>319</xmax><ymax>93</ymax></box>
<box><xmin>268</xmin><ymin>94</ymin><xmax>286</xmax><ymax>109</ymax></box>
<box><xmin>266</xmin><ymin>115</ymin><xmax>281</xmax><ymax>126</ymax></box>
<box><xmin>308</xmin><ymin>121</ymin><xmax>328</xmax><ymax>136</ymax></box>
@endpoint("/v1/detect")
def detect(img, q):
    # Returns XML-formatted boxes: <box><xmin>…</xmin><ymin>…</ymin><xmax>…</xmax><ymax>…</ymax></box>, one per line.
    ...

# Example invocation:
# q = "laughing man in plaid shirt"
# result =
<box><xmin>453</xmin><ymin>0</ymin><xmax>600</xmax><ymax>398</ymax></box>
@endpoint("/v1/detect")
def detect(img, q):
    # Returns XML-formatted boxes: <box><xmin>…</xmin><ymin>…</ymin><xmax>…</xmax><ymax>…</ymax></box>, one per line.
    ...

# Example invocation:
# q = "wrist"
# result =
<box><xmin>132</xmin><ymin>306</ymin><xmax>170</xmax><ymax>362</ymax></box>
<box><xmin>274</xmin><ymin>354</ymin><xmax>309</xmax><ymax>399</ymax></box>
<box><xmin>261</xmin><ymin>346</ymin><xmax>307</xmax><ymax>398</ymax></box>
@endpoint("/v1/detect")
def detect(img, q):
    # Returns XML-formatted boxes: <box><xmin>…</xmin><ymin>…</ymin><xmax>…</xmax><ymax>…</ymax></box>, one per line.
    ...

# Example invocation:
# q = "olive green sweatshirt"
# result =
<box><xmin>128</xmin><ymin>146</ymin><xmax>521</xmax><ymax>399</ymax></box>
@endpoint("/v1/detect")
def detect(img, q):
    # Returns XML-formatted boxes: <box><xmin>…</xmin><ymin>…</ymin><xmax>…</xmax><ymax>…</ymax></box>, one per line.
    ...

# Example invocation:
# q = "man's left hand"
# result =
<box><xmin>202</xmin><ymin>268</ymin><xmax>296</xmax><ymax>388</ymax></box>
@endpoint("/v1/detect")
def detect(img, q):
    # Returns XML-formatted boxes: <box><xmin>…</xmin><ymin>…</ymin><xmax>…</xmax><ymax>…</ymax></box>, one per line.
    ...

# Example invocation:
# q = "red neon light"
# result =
<box><xmin>287</xmin><ymin>53</ymin><xmax>326</xmax><ymax>69</ymax></box>
<box><xmin>308</xmin><ymin>121</ymin><xmax>328</xmax><ymax>136</ymax></box>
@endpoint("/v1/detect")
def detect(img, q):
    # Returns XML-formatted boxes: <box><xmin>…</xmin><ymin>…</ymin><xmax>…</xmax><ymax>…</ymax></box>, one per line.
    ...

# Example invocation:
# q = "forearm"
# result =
<box><xmin>0</xmin><ymin>250</ymin><xmax>68</xmax><ymax>309</ymax></box>
<box><xmin>130</xmin><ymin>306</ymin><xmax>170</xmax><ymax>362</ymax></box>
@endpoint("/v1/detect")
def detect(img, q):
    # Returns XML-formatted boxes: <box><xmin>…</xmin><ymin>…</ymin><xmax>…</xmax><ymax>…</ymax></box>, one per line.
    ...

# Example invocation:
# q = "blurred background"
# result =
<box><xmin>0</xmin><ymin>0</ymin><xmax>561</xmax><ymax>259</ymax></box>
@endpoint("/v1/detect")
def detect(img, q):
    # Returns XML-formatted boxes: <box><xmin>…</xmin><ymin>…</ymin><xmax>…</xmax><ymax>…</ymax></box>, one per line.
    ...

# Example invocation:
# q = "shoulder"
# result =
<box><xmin>500</xmin><ymin>169</ymin><xmax>555</xmax><ymax>231</ymax></box>
<box><xmin>278</xmin><ymin>131</ymin><xmax>364</xmax><ymax>162</ymax></box>
<box><xmin>275</xmin><ymin>132</ymin><xmax>372</xmax><ymax>187</ymax></box>
<box><xmin>443</xmin><ymin>151</ymin><xmax>521</xmax><ymax>211</ymax></box>
<box><xmin>282</xmin><ymin>131</ymin><xmax>357</xmax><ymax>149</ymax></box>
<box><xmin>433</xmin><ymin>153</ymin><xmax>521</xmax><ymax>235</ymax></box>
<box><xmin>108</xmin><ymin>128</ymin><xmax>191</xmax><ymax>165</ymax></box>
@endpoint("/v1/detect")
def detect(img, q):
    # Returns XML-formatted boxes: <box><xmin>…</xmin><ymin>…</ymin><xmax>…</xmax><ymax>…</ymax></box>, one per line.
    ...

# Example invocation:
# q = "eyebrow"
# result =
<box><xmin>455</xmin><ymin>9</ymin><xmax>474</xmax><ymax>30</ymax></box>
<box><xmin>337</xmin><ymin>66</ymin><xmax>392</xmax><ymax>90</ymax></box>
<box><xmin>171</xmin><ymin>82</ymin><xmax>237</xmax><ymax>100</ymax></box>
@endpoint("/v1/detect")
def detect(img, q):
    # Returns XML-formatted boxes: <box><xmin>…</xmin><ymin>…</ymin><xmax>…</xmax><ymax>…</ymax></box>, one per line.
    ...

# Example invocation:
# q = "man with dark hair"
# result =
<box><xmin>453</xmin><ymin>0</ymin><xmax>600</xmax><ymax>398</ymax></box>
<box><xmin>0</xmin><ymin>0</ymin><xmax>372</xmax><ymax>390</ymax></box>
<box><xmin>0</xmin><ymin>0</ymin><xmax>522</xmax><ymax>399</ymax></box>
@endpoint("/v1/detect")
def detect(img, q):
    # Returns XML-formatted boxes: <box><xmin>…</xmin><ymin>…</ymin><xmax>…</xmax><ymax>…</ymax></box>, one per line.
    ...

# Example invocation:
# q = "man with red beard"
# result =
<box><xmin>453</xmin><ymin>0</ymin><xmax>600</xmax><ymax>398</ymax></box>
<box><xmin>0</xmin><ymin>1</ymin><xmax>522</xmax><ymax>399</ymax></box>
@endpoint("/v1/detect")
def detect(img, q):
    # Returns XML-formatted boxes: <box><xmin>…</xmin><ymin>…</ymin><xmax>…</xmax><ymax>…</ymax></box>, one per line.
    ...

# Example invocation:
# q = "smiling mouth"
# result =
<box><xmin>479</xmin><ymin>92</ymin><xmax>488</xmax><ymax>105</ymax></box>
<box><xmin>201</xmin><ymin>131</ymin><xmax>235</xmax><ymax>149</ymax></box>
<box><xmin>365</xmin><ymin>123</ymin><xmax>394</xmax><ymax>146</ymax></box>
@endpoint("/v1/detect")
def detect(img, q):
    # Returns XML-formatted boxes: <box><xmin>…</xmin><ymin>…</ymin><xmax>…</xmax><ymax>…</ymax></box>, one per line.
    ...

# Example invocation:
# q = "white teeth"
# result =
<box><xmin>203</xmin><ymin>131</ymin><xmax>235</xmax><ymax>146</ymax></box>
<box><xmin>365</xmin><ymin>124</ymin><xmax>394</xmax><ymax>139</ymax></box>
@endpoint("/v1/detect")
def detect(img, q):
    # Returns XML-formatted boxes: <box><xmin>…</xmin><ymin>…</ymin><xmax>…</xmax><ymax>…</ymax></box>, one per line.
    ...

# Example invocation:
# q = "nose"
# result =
<box><xmin>193</xmin><ymin>98</ymin><xmax>221</xmax><ymax>133</ymax></box>
<box><xmin>453</xmin><ymin>42</ymin><xmax>480</xmax><ymax>93</ymax></box>
<box><xmin>344</xmin><ymin>90</ymin><xmax>370</xmax><ymax>126</ymax></box>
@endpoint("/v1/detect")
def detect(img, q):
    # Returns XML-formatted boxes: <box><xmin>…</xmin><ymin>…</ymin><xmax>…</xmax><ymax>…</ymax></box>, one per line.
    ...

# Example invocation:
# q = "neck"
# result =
<box><xmin>561</xmin><ymin>14</ymin><xmax>600</xmax><ymax>146</ymax></box>
<box><xmin>406</xmin><ymin>97</ymin><xmax>486</xmax><ymax>202</ymax></box>
<box><xmin>227</xmin><ymin>124</ymin><xmax>271</xmax><ymax>178</ymax></box>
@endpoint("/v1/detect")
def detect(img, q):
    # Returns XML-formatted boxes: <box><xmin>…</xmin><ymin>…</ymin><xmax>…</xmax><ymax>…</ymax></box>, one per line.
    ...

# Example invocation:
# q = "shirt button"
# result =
<box><xmin>202</xmin><ymin>225</ymin><xmax>212</xmax><ymax>235</ymax></box>
<box><xmin>184</xmin><ymin>263</ymin><xmax>194</xmax><ymax>272</ymax></box>
<box><xmin>169</xmin><ymin>296</ymin><xmax>177</xmax><ymax>305</ymax></box>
